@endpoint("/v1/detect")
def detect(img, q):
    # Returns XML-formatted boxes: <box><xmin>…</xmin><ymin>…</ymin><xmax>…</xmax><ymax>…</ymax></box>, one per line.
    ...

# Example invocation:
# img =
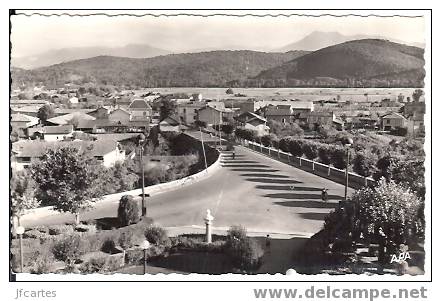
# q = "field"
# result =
<box><xmin>145</xmin><ymin>88</ymin><xmax>418</xmax><ymax>102</ymax></box>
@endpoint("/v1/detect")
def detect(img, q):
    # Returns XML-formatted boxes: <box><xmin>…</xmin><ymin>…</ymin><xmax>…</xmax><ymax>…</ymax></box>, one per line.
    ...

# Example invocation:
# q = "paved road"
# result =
<box><xmin>22</xmin><ymin>146</ymin><xmax>352</xmax><ymax>236</ymax></box>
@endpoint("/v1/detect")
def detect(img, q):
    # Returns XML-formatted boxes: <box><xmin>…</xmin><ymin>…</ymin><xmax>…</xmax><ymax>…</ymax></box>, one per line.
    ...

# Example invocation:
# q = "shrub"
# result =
<box><xmin>23</xmin><ymin>229</ymin><xmax>46</xmax><ymax>239</ymax></box>
<box><xmin>79</xmin><ymin>254</ymin><xmax>107</xmax><ymax>273</ymax></box>
<box><xmin>226</xmin><ymin>237</ymin><xmax>264</xmax><ymax>272</ymax></box>
<box><xmin>75</xmin><ymin>224</ymin><xmax>96</xmax><ymax>233</ymax></box>
<box><xmin>48</xmin><ymin>225</ymin><xmax>74</xmax><ymax>236</ymax></box>
<box><xmin>29</xmin><ymin>249</ymin><xmax>55</xmax><ymax>274</ymax></box>
<box><xmin>330</xmin><ymin>146</ymin><xmax>347</xmax><ymax>169</ymax></box>
<box><xmin>318</xmin><ymin>144</ymin><xmax>333</xmax><ymax>165</ymax></box>
<box><xmin>144</xmin><ymin>226</ymin><xmax>170</xmax><ymax>246</ymax></box>
<box><xmin>33</xmin><ymin>225</ymin><xmax>49</xmax><ymax>234</ymax></box>
<box><xmin>51</xmin><ymin>234</ymin><xmax>87</xmax><ymax>265</ymax></box>
<box><xmin>101</xmin><ymin>238</ymin><xmax>117</xmax><ymax>254</ymax></box>
<box><xmin>117</xmin><ymin>195</ymin><xmax>140</xmax><ymax>227</ymax></box>
<box><xmin>288</xmin><ymin>139</ymin><xmax>303</xmax><ymax>157</ymax></box>
<box><xmin>279</xmin><ymin>137</ymin><xmax>291</xmax><ymax>152</ymax></box>
<box><xmin>302</xmin><ymin>142</ymin><xmax>319</xmax><ymax>160</ymax></box>
<box><xmin>227</xmin><ymin>225</ymin><xmax>247</xmax><ymax>241</ymax></box>
<box><xmin>105</xmin><ymin>256</ymin><xmax>123</xmax><ymax>272</ymax></box>
<box><xmin>352</xmin><ymin>151</ymin><xmax>377</xmax><ymax>177</ymax></box>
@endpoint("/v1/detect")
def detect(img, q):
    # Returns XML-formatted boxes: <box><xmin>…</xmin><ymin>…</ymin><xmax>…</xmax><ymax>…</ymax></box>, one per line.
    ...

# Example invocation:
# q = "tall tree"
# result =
<box><xmin>30</xmin><ymin>146</ymin><xmax>104</xmax><ymax>224</ymax></box>
<box><xmin>37</xmin><ymin>104</ymin><xmax>55</xmax><ymax>123</ymax></box>
<box><xmin>10</xmin><ymin>170</ymin><xmax>40</xmax><ymax>226</ymax></box>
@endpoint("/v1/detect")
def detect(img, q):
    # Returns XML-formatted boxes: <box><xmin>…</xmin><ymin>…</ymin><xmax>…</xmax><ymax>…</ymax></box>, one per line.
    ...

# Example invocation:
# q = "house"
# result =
<box><xmin>300</xmin><ymin>111</ymin><xmax>344</xmax><ymax>130</ymax></box>
<box><xmin>159</xmin><ymin>115</ymin><xmax>189</xmax><ymax>132</ymax></box>
<box><xmin>176</xmin><ymin>102</ymin><xmax>206</xmax><ymax>124</ymax></box>
<box><xmin>221</xmin><ymin>99</ymin><xmax>256</xmax><ymax>114</ymax></box>
<box><xmin>235</xmin><ymin>112</ymin><xmax>269</xmax><ymax>136</ymax></box>
<box><xmin>11</xmin><ymin>140</ymin><xmax>125</xmax><ymax>170</ymax></box>
<box><xmin>11</xmin><ymin>113</ymin><xmax>40</xmax><ymax>131</ymax></box>
<box><xmin>76</xmin><ymin>119</ymin><xmax>149</xmax><ymax>134</ymax></box>
<box><xmin>197</xmin><ymin>106</ymin><xmax>236</xmax><ymax>126</ymax></box>
<box><xmin>10</xmin><ymin>105</ymin><xmax>42</xmax><ymax>117</ymax></box>
<box><xmin>88</xmin><ymin>106</ymin><xmax>111</xmax><ymax>119</ymax></box>
<box><xmin>262</xmin><ymin>105</ymin><xmax>293</xmax><ymax>124</ymax></box>
<box><xmin>127</xmin><ymin>99</ymin><xmax>153</xmax><ymax>122</ymax></box>
<box><xmin>46</xmin><ymin>112</ymin><xmax>96</xmax><ymax>126</ymax></box>
<box><xmin>381</xmin><ymin>112</ymin><xmax>407</xmax><ymax>130</ymax></box>
<box><xmin>69</xmin><ymin>96</ymin><xmax>79</xmax><ymax>104</ymax></box>
<box><xmin>41</xmin><ymin>125</ymin><xmax>74</xmax><ymax>141</ymax></box>
<box><xmin>190</xmin><ymin>93</ymin><xmax>203</xmax><ymax>102</ymax></box>
<box><xmin>109</xmin><ymin>108</ymin><xmax>131</xmax><ymax>123</ymax></box>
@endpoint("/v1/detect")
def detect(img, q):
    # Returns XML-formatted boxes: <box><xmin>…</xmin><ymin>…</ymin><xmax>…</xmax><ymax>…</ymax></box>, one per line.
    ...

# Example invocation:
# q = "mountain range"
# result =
<box><xmin>275</xmin><ymin>31</ymin><xmax>425</xmax><ymax>52</ymax></box>
<box><xmin>11</xmin><ymin>39</ymin><xmax>425</xmax><ymax>88</ymax></box>
<box><xmin>11</xmin><ymin>44</ymin><xmax>170</xmax><ymax>70</ymax></box>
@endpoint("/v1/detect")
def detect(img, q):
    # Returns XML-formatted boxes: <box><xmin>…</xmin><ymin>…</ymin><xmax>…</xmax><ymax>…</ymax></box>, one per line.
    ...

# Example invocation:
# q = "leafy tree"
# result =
<box><xmin>225</xmin><ymin>88</ymin><xmax>234</xmax><ymax>94</ymax></box>
<box><xmin>221</xmin><ymin>123</ymin><xmax>235</xmax><ymax>136</ymax></box>
<box><xmin>288</xmin><ymin>139</ymin><xmax>303</xmax><ymax>157</ymax></box>
<box><xmin>268</xmin><ymin>120</ymin><xmax>304</xmax><ymax>138</ymax></box>
<box><xmin>352</xmin><ymin>179</ymin><xmax>423</xmax><ymax>266</ymax></box>
<box><xmin>37</xmin><ymin>104</ymin><xmax>55</xmax><ymax>123</ymax></box>
<box><xmin>389</xmin><ymin>159</ymin><xmax>425</xmax><ymax>199</ymax></box>
<box><xmin>302</xmin><ymin>142</ymin><xmax>319</xmax><ymax>160</ymax></box>
<box><xmin>412</xmin><ymin>89</ymin><xmax>424</xmax><ymax>102</ymax></box>
<box><xmin>159</xmin><ymin>98</ymin><xmax>177</xmax><ymax>121</ymax></box>
<box><xmin>330</xmin><ymin>146</ymin><xmax>348</xmax><ymax>169</ymax></box>
<box><xmin>110</xmin><ymin>161</ymin><xmax>139</xmax><ymax>192</ymax></box>
<box><xmin>352</xmin><ymin>150</ymin><xmax>377</xmax><ymax>177</ymax></box>
<box><xmin>30</xmin><ymin>146</ymin><xmax>104</xmax><ymax>224</ymax></box>
<box><xmin>317</xmin><ymin>144</ymin><xmax>333</xmax><ymax>165</ymax></box>
<box><xmin>10</xmin><ymin>170</ymin><xmax>40</xmax><ymax>225</ymax></box>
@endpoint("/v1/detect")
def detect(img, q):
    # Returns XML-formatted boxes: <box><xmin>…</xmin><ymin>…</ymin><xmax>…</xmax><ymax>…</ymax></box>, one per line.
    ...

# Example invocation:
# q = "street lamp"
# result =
<box><xmin>138</xmin><ymin>133</ymin><xmax>147</xmax><ymax>217</ymax></box>
<box><xmin>342</xmin><ymin>137</ymin><xmax>353</xmax><ymax>200</ymax></box>
<box><xmin>15</xmin><ymin>226</ymin><xmax>25</xmax><ymax>273</ymax></box>
<box><xmin>140</xmin><ymin>240</ymin><xmax>150</xmax><ymax>275</ymax></box>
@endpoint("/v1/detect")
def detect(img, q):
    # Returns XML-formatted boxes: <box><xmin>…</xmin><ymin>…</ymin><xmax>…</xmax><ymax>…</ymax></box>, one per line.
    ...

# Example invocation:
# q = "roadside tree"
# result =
<box><xmin>30</xmin><ymin>146</ymin><xmax>104</xmax><ymax>224</ymax></box>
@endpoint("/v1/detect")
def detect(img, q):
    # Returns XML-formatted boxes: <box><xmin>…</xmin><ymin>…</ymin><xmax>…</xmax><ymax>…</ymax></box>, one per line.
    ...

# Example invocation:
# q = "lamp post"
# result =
<box><xmin>141</xmin><ymin>240</ymin><xmax>150</xmax><ymax>275</ymax></box>
<box><xmin>343</xmin><ymin>137</ymin><xmax>353</xmax><ymax>200</ymax></box>
<box><xmin>16</xmin><ymin>226</ymin><xmax>25</xmax><ymax>273</ymax></box>
<box><xmin>138</xmin><ymin>134</ymin><xmax>147</xmax><ymax>217</ymax></box>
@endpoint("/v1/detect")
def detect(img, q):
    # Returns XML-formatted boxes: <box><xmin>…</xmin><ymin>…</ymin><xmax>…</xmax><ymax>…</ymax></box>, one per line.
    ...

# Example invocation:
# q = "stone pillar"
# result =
<box><xmin>204</xmin><ymin>209</ymin><xmax>214</xmax><ymax>243</ymax></box>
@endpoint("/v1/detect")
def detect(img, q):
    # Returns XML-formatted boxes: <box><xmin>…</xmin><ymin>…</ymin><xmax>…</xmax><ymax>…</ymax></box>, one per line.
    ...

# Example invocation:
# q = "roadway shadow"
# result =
<box><xmin>220</xmin><ymin>160</ymin><xmax>260</xmax><ymax>164</ymax></box>
<box><xmin>222</xmin><ymin>164</ymin><xmax>271</xmax><ymax>168</ymax></box>
<box><xmin>230</xmin><ymin>168</ymin><xmax>280</xmax><ymax>173</ymax></box>
<box><xmin>242</xmin><ymin>174</ymin><xmax>290</xmax><ymax>178</ymax></box>
<box><xmin>272</xmin><ymin>200</ymin><xmax>338</xmax><ymax>209</ymax></box>
<box><xmin>255</xmin><ymin>185</ymin><xmax>324</xmax><ymax>191</ymax></box>
<box><xmin>264</xmin><ymin>192</ymin><xmax>342</xmax><ymax>201</ymax></box>
<box><xmin>297</xmin><ymin>212</ymin><xmax>330</xmax><ymax>221</ymax></box>
<box><xmin>246</xmin><ymin>178</ymin><xmax>302</xmax><ymax>184</ymax></box>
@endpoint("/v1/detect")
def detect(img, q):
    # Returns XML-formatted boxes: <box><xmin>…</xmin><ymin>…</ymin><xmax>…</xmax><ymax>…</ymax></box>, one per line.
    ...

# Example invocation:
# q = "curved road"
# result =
<box><xmin>22</xmin><ymin>146</ymin><xmax>352</xmax><ymax>237</ymax></box>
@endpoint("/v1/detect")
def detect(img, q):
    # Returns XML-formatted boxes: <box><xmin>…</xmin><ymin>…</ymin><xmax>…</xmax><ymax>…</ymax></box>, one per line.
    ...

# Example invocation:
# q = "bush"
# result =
<box><xmin>101</xmin><ymin>238</ymin><xmax>117</xmax><ymax>254</ymax></box>
<box><xmin>318</xmin><ymin>144</ymin><xmax>333</xmax><ymax>165</ymax></box>
<box><xmin>227</xmin><ymin>225</ymin><xmax>247</xmax><ymax>241</ymax></box>
<box><xmin>23</xmin><ymin>229</ymin><xmax>46</xmax><ymax>239</ymax></box>
<box><xmin>302</xmin><ymin>142</ymin><xmax>319</xmax><ymax>160</ymax></box>
<box><xmin>352</xmin><ymin>151</ymin><xmax>377</xmax><ymax>177</ymax></box>
<box><xmin>51</xmin><ymin>234</ymin><xmax>87</xmax><ymax>264</ymax></box>
<box><xmin>144</xmin><ymin>226</ymin><xmax>170</xmax><ymax>246</ymax></box>
<box><xmin>226</xmin><ymin>237</ymin><xmax>264</xmax><ymax>271</ymax></box>
<box><xmin>125</xmin><ymin>249</ymin><xmax>144</xmax><ymax>265</ymax></box>
<box><xmin>48</xmin><ymin>225</ymin><xmax>74</xmax><ymax>236</ymax></box>
<box><xmin>75</xmin><ymin>224</ymin><xmax>96</xmax><ymax>233</ymax></box>
<box><xmin>33</xmin><ymin>225</ymin><xmax>49</xmax><ymax>234</ymax></box>
<box><xmin>330</xmin><ymin>146</ymin><xmax>347</xmax><ymax>169</ymax></box>
<box><xmin>79</xmin><ymin>254</ymin><xmax>107</xmax><ymax>273</ymax></box>
<box><xmin>117</xmin><ymin>195</ymin><xmax>140</xmax><ymax>227</ymax></box>
<box><xmin>172</xmin><ymin>236</ymin><xmax>225</xmax><ymax>253</ymax></box>
<box><xmin>288</xmin><ymin>139</ymin><xmax>303</xmax><ymax>157</ymax></box>
<box><xmin>30</xmin><ymin>251</ymin><xmax>54</xmax><ymax>274</ymax></box>
<box><xmin>118</xmin><ymin>231</ymin><xmax>142</xmax><ymax>251</ymax></box>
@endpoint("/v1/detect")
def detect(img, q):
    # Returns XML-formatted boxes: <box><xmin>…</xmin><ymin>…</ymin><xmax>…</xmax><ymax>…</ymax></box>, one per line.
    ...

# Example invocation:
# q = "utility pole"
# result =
<box><xmin>138</xmin><ymin>134</ymin><xmax>146</xmax><ymax>216</ymax></box>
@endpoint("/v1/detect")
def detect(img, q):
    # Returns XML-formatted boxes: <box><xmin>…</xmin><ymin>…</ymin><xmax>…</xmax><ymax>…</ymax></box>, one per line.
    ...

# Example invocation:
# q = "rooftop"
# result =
<box><xmin>128</xmin><ymin>99</ymin><xmax>152</xmax><ymax>110</ymax></box>
<box><xmin>12</xmin><ymin>140</ymin><xmax>119</xmax><ymax>158</ymax></box>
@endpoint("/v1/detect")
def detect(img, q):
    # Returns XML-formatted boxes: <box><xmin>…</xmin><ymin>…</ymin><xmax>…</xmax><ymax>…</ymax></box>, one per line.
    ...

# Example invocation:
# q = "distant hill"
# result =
<box><xmin>11</xmin><ymin>44</ymin><xmax>171</xmax><ymax>70</ymax></box>
<box><xmin>254</xmin><ymin>39</ymin><xmax>425</xmax><ymax>87</ymax></box>
<box><xmin>11</xmin><ymin>50</ymin><xmax>308</xmax><ymax>88</ymax></box>
<box><xmin>276</xmin><ymin>31</ymin><xmax>425</xmax><ymax>52</ymax></box>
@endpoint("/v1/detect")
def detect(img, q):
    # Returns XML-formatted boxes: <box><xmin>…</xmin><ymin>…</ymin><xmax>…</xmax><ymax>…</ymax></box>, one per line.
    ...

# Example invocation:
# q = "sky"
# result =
<box><xmin>10</xmin><ymin>11</ymin><xmax>426</xmax><ymax>57</ymax></box>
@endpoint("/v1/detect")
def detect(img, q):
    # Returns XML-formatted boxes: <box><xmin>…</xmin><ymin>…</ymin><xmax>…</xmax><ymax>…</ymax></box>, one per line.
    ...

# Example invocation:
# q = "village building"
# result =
<box><xmin>176</xmin><ymin>102</ymin><xmax>206</xmax><ymax>124</ymax></box>
<box><xmin>127</xmin><ymin>99</ymin><xmax>153</xmax><ymax>122</ymax></box>
<box><xmin>380</xmin><ymin>112</ymin><xmax>407</xmax><ymax>130</ymax></box>
<box><xmin>235</xmin><ymin>112</ymin><xmax>269</xmax><ymax>136</ymax></box>
<box><xmin>11</xmin><ymin>139</ymin><xmax>125</xmax><ymax>170</ymax></box>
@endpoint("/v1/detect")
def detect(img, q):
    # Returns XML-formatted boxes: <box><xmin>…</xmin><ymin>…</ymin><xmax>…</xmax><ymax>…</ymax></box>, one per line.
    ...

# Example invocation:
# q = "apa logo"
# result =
<box><xmin>390</xmin><ymin>252</ymin><xmax>411</xmax><ymax>263</ymax></box>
